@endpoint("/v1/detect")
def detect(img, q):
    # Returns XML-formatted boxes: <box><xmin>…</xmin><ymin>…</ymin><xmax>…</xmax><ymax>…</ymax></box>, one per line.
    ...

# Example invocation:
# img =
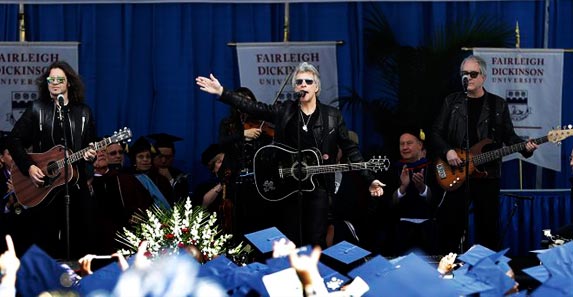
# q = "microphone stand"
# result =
<box><xmin>296</xmin><ymin>98</ymin><xmax>304</xmax><ymax>246</ymax></box>
<box><xmin>461</xmin><ymin>78</ymin><xmax>470</xmax><ymax>254</ymax></box>
<box><xmin>498</xmin><ymin>193</ymin><xmax>533</xmax><ymax>250</ymax></box>
<box><xmin>58</xmin><ymin>102</ymin><xmax>72</xmax><ymax>260</ymax></box>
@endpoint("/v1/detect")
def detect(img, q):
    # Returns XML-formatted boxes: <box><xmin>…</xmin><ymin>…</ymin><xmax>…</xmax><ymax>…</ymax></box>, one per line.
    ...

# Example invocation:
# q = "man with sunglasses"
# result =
<box><xmin>7</xmin><ymin>61</ymin><xmax>97</xmax><ymax>259</ymax></box>
<box><xmin>432</xmin><ymin>55</ymin><xmax>538</xmax><ymax>253</ymax></box>
<box><xmin>105</xmin><ymin>142</ymin><xmax>125</xmax><ymax>171</ymax></box>
<box><xmin>196</xmin><ymin>62</ymin><xmax>385</xmax><ymax>248</ymax></box>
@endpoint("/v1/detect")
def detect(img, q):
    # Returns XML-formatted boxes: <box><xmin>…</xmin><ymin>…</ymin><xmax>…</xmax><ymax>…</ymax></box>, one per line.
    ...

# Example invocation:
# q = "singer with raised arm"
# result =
<box><xmin>7</xmin><ymin>61</ymin><xmax>97</xmax><ymax>259</ymax></box>
<box><xmin>196</xmin><ymin>62</ymin><xmax>385</xmax><ymax>248</ymax></box>
<box><xmin>431</xmin><ymin>55</ymin><xmax>538</xmax><ymax>253</ymax></box>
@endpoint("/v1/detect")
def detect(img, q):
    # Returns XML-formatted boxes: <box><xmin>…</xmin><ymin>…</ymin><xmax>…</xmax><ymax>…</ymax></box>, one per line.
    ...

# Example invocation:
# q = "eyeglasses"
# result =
<box><xmin>46</xmin><ymin>76</ymin><xmax>66</xmax><ymax>85</ymax></box>
<box><xmin>108</xmin><ymin>150</ymin><xmax>124</xmax><ymax>156</ymax></box>
<box><xmin>460</xmin><ymin>71</ymin><xmax>481</xmax><ymax>79</ymax></box>
<box><xmin>295</xmin><ymin>79</ymin><xmax>314</xmax><ymax>85</ymax></box>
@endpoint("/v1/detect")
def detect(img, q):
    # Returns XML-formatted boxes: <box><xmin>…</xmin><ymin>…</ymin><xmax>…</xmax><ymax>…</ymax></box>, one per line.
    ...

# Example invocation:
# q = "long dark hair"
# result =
<box><xmin>222</xmin><ymin>87</ymin><xmax>257</xmax><ymax>135</ymax></box>
<box><xmin>36</xmin><ymin>60</ymin><xmax>86</xmax><ymax>104</ymax></box>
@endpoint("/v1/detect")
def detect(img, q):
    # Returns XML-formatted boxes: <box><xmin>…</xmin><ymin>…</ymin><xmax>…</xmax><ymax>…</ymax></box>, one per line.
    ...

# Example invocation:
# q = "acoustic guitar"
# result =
<box><xmin>9</xmin><ymin>128</ymin><xmax>132</xmax><ymax>207</ymax></box>
<box><xmin>253</xmin><ymin>143</ymin><xmax>389</xmax><ymax>201</ymax></box>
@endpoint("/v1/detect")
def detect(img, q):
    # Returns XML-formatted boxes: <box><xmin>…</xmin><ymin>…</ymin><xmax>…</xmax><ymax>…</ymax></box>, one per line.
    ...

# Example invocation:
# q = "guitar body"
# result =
<box><xmin>435</xmin><ymin>139</ymin><xmax>500</xmax><ymax>192</ymax></box>
<box><xmin>253</xmin><ymin>144</ymin><xmax>321</xmax><ymax>202</ymax></box>
<box><xmin>10</xmin><ymin>145</ymin><xmax>78</xmax><ymax>208</ymax></box>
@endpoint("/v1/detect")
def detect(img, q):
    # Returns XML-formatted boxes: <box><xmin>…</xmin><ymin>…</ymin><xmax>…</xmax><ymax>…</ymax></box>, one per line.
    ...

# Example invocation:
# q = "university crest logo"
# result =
<box><xmin>506</xmin><ymin>89</ymin><xmax>531</xmax><ymax>121</ymax></box>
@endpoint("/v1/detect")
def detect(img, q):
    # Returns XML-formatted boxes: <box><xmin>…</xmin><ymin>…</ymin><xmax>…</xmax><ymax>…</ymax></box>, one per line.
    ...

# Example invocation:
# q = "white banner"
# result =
<box><xmin>473</xmin><ymin>48</ymin><xmax>564</xmax><ymax>172</ymax></box>
<box><xmin>236</xmin><ymin>42</ymin><xmax>338</xmax><ymax>106</ymax></box>
<box><xmin>0</xmin><ymin>42</ymin><xmax>79</xmax><ymax>133</ymax></box>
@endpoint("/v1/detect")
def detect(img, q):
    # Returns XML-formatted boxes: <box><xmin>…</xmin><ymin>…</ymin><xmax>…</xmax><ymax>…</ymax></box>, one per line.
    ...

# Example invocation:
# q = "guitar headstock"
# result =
<box><xmin>367</xmin><ymin>155</ymin><xmax>390</xmax><ymax>172</ymax></box>
<box><xmin>110</xmin><ymin>127</ymin><xmax>133</xmax><ymax>144</ymax></box>
<box><xmin>547</xmin><ymin>125</ymin><xmax>573</xmax><ymax>143</ymax></box>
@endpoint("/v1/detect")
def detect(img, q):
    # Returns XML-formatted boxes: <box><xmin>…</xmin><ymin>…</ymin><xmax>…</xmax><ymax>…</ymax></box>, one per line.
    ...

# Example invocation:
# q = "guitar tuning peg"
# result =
<box><xmin>568</xmin><ymin>124</ymin><xmax>572</xmax><ymax>129</ymax></box>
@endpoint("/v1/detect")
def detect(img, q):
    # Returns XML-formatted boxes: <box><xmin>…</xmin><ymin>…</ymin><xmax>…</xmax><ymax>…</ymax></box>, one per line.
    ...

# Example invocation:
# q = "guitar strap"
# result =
<box><xmin>32</xmin><ymin>101</ymin><xmax>44</xmax><ymax>149</ymax></box>
<box><xmin>487</xmin><ymin>94</ymin><xmax>498</xmax><ymax>142</ymax></box>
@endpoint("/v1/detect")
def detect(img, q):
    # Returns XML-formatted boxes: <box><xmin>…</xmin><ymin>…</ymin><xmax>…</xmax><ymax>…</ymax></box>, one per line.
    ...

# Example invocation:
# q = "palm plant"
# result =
<box><xmin>339</xmin><ymin>3</ymin><xmax>514</xmax><ymax>157</ymax></box>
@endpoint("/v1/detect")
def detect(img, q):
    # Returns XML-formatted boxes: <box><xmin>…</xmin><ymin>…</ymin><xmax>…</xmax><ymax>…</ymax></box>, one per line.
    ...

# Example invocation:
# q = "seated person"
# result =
<box><xmin>390</xmin><ymin>128</ymin><xmax>438</xmax><ymax>255</ymax></box>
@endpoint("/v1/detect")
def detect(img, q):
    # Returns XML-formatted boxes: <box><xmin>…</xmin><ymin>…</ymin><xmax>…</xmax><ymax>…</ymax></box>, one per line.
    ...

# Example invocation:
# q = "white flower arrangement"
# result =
<box><xmin>117</xmin><ymin>197</ymin><xmax>248</xmax><ymax>263</ymax></box>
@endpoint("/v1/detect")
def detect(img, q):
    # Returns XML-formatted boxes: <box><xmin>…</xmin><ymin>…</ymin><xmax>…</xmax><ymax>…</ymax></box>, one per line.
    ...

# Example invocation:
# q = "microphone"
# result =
<box><xmin>57</xmin><ymin>94</ymin><xmax>65</xmax><ymax>121</ymax></box>
<box><xmin>461</xmin><ymin>75</ymin><xmax>469</xmax><ymax>93</ymax></box>
<box><xmin>503</xmin><ymin>193</ymin><xmax>533</xmax><ymax>201</ymax></box>
<box><xmin>294</xmin><ymin>90</ymin><xmax>308</xmax><ymax>99</ymax></box>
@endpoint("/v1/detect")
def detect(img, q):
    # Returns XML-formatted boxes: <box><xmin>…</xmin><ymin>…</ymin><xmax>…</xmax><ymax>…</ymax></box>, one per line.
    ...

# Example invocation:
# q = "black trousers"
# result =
<box><xmin>271</xmin><ymin>187</ymin><xmax>329</xmax><ymax>248</ymax></box>
<box><xmin>437</xmin><ymin>178</ymin><xmax>501</xmax><ymax>253</ymax></box>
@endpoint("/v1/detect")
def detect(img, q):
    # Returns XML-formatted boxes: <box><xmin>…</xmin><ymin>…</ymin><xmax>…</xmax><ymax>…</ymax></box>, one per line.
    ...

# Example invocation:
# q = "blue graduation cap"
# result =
<box><xmin>244</xmin><ymin>227</ymin><xmax>289</xmax><ymax>254</ymax></box>
<box><xmin>317</xmin><ymin>262</ymin><xmax>350</xmax><ymax>292</ymax></box>
<box><xmin>457</xmin><ymin>244</ymin><xmax>510</xmax><ymax>266</ymax></box>
<box><xmin>522</xmin><ymin>265</ymin><xmax>549</xmax><ymax>283</ymax></box>
<box><xmin>264</xmin><ymin>245</ymin><xmax>312</xmax><ymax>273</ymax></box>
<box><xmin>530</xmin><ymin>242</ymin><xmax>573</xmax><ymax>296</ymax></box>
<box><xmin>230</xmin><ymin>263</ymin><xmax>270</xmax><ymax>296</ymax></box>
<box><xmin>449</xmin><ymin>272</ymin><xmax>495</xmax><ymax>296</ymax></box>
<box><xmin>322</xmin><ymin>240</ymin><xmax>371</xmax><ymax>265</ymax></box>
<box><xmin>15</xmin><ymin>245</ymin><xmax>71</xmax><ymax>296</ymax></box>
<box><xmin>466</xmin><ymin>257</ymin><xmax>516</xmax><ymax>296</ymax></box>
<box><xmin>349</xmin><ymin>253</ymin><xmax>458</xmax><ymax>297</ymax></box>
<box><xmin>77</xmin><ymin>260</ymin><xmax>124</xmax><ymax>295</ymax></box>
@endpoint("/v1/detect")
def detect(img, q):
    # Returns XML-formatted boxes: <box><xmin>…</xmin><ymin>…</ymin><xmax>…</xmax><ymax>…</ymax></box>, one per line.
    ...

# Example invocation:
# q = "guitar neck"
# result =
<box><xmin>473</xmin><ymin>136</ymin><xmax>547</xmax><ymax>166</ymax></box>
<box><xmin>55</xmin><ymin>138</ymin><xmax>112</xmax><ymax>169</ymax></box>
<box><xmin>306</xmin><ymin>162</ymin><xmax>370</xmax><ymax>175</ymax></box>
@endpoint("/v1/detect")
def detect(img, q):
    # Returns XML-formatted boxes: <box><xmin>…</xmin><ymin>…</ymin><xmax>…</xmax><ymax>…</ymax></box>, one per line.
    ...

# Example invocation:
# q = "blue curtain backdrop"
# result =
<box><xmin>0</xmin><ymin>1</ymin><xmax>572</xmax><ymax>254</ymax></box>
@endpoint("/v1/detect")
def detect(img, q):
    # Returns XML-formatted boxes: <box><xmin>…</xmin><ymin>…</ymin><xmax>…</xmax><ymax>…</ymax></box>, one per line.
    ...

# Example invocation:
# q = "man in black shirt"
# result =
<box><xmin>196</xmin><ymin>62</ymin><xmax>385</xmax><ymax>248</ymax></box>
<box><xmin>432</xmin><ymin>55</ymin><xmax>538</xmax><ymax>253</ymax></box>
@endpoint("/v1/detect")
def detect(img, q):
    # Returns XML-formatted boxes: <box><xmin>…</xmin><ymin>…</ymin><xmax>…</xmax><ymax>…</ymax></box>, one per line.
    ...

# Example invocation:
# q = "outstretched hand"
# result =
<box><xmin>196</xmin><ymin>74</ymin><xmax>224</xmax><ymax>96</ymax></box>
<box><xmin>369</xmin><ymin>179</ymin><xmax>385</xmax><ymax>197</ymax></box>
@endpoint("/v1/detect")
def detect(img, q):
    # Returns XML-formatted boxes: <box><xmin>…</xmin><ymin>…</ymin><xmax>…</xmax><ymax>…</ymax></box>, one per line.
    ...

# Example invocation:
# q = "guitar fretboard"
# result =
<box><xmin>47</xmin><ymin>138</ymin><xmax>113</xmax><ymax>173</ymax></box>
<box><xmin>472</xmin><ymin>136</ymin><xmax>547</xmax><ymax>166</ymax></box>
<box><xmin>280</xmin><ymin>161</ymin><xmax>384</xmax><ymax>178</ymax></box>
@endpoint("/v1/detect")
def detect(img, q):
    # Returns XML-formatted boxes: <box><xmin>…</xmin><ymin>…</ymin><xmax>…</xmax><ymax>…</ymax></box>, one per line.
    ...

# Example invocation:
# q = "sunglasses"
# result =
<box><xmin>46</xmin><ymin>76</ymin><xmax>66</xmax><ymax>85</ymax></box>
<box><xmin>460</xmin><ymin>71</ymin><xmax>481</xmax><ymax>79</ymax></box>
<box><xmin>108</xmin><ymin>150</ymin><xmax>124</xmax><ymax>156</ymax></box>
<box><xmin>295</xmin><ymin>79</ymin><xmax>314</xmax><ymax>85</ymax></box>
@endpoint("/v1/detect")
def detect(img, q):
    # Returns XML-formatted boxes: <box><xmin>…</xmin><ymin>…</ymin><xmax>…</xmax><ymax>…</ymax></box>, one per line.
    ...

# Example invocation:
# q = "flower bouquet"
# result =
<box><xmin>117</xmin><ymin>197</ymin><xmax>249</xmax><ymax>263</ymax></box>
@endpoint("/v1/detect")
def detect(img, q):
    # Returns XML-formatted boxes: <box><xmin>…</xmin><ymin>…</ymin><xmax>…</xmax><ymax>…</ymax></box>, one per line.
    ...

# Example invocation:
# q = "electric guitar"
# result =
<box><xmin>435</xmin><ymin>128</ymin><xmax>573</xmax><ymax>191</ymax></box>
<box><xmin>253</xmin><ymin>143</ymin><xmax>390</xmax><ymax>202</ymax></box>
<box><xmin>9</xmin><ymin>128</ymin><xmax>132</xmax><ymax>208</ymax></box>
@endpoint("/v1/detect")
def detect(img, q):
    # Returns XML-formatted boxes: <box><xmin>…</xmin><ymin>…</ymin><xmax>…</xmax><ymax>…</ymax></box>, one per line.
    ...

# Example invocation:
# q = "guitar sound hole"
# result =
<box><xmin>291</xmin><ymin>162</ymin><xmax>308</xmax><ymax>181</ymax></box>
<box><xmin>46</xmin><ymin>161</ymin><xmax>59</xmax><ymax>176</ymax></box>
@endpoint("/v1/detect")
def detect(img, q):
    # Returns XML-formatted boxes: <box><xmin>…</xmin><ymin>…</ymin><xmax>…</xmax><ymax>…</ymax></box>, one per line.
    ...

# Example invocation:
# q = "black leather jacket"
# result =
<box><xmin>431</xmin><ymin>91</ymin><xmax>530</xmax><ymax>178</ymax></box>
<box><xmin>219</xmin><ymin>89</ymin><xmax>375</xmax><ymax>192</ymax></box>
<box><xmin>8</xmin><ymin>99</ymin><xmax>96</xmax><ymax>177</ymax></box>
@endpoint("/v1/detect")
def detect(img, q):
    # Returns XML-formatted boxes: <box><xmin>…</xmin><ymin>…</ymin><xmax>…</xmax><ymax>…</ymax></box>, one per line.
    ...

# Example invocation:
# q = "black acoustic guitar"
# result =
<box><xmin>253</xmin><ymin>143</ymin><xmax>389</xmax><ymax>201</ymax></box>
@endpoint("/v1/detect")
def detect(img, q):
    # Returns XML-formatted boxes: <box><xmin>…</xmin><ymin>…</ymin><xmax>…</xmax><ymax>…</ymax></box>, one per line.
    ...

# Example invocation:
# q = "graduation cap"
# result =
<box><xmin>530</xmin><ymin>241</ymin><xmax>573</xmax><ymax>295</ymax></box>
<box><xmin>348</xmin><ymin>253</ymin><xmax>459</xmax><ymax>297</ymax></box>
<box><xmin>128</xmin><ymin>136</ymin><xmax>156</xmax><ymax>162</ymax></box>
<box><xmin>15</xmin><ymin>245</ymin><xmax>71</xmax><ymax>297</ymax></box>
<box><xmin>398</xmin><ymin>125</ymin><xmax>426</xmax><ymax>143</ymax></box>
<box><xmin>147</xmin><ymin>133</ymin><xmax>183</xmax><ymax>150</ymax></box>
<box><xmin>77</xmin><ymin>260</ymin><xmax>124</xmax><ymax>295</ymax></box>
<box><xmin>244</xmin><ymin>227</ymin><xmax>289</xmax><ymax>254</ymax></box>
<box><xmin>201</xmin><ymin>143</ymin><xmax>224</xmax><ymax>167</ymax></box>
<box><xmin>321</xmin><ymin>240</ymin><xmax>370</xmax><ymax>274</ymax></box>
<box><xmin>457</xmin><ymin>244</ymin><xmax>510</xmax><ymax>266</ymax></box>
<box><xmin>465</xmin><ymin>257</ymin><xmax>516</xmax><ymax>296</ymax></box>
<box><xmin>322</xmin><ymin>241</ymin><xmax>371</xmax><ymax>266</ymax></box>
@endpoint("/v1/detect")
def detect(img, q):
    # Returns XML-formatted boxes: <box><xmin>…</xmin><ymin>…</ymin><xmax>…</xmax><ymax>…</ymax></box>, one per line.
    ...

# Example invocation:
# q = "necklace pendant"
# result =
<box><xmin>302</xmin><ymin>124</ymin><xmax>308</xmax><ymax>132</ymax></box>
